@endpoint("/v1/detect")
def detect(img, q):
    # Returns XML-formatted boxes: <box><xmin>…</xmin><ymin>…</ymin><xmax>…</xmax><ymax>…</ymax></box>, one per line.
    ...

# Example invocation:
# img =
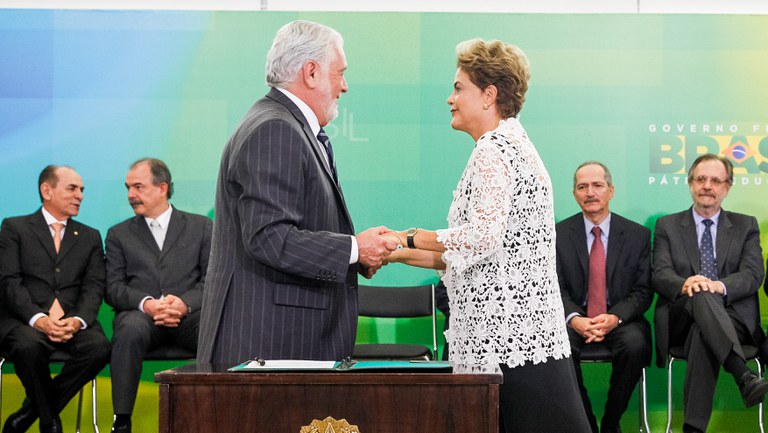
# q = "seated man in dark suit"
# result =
<box><xmin>556</xmin><ymin>161</ymin><xmax>653</xmax><ymax>433</ymax></box>
<box><xmin>653</xmin><ymin>153</ymin><xmax>768</xmax><ymax>433</ymax></box>
<box><xmin>0</xmin><ymin>165</ymin><xmax>111</xmax><ymax>433</ymax></box>
<box><xmin>105</xmin><ymin>158</ymin><xmax>212</xmax><ymax>433</ymax></box>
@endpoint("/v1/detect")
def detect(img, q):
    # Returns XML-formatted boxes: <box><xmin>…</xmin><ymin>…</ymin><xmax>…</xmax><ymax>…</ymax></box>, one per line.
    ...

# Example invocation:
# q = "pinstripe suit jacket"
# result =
<box><xmin>197</xmin><ymin>88</ymin><xmax>358</xmax><ymax>365</ymax></box>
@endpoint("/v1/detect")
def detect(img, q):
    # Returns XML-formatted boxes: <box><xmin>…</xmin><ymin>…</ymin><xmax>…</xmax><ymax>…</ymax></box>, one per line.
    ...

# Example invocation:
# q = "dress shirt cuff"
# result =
<box><xmin>349</xmin><ymin>235</ymin><xmax>358</xmax><ymax>265</ymax></box>
<box><xmin>139</xmin><ymin>296</ymin><xmax>154</xmax><ymax>313</ymax></box>
<box><xmin>29</xmin><ymin>313</ymin><xmax>47</xmax><ymax>327</ymax></box>
<box><xmin>74</xmin><ymin>316</ymin><xmax>87</xmax><ymax>329</ymax></box>
<box><xmin>565</xmin><ymin>312</ymin><xmax>581</xmax><ymax>326</ymax></box>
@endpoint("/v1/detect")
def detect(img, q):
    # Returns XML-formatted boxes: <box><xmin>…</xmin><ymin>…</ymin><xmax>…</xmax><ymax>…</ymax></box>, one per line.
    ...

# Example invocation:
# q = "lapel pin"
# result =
<box><xmin>74</xmin><ymin>231</ymin><xmax>79</xmax><ymax>236</ymax></box>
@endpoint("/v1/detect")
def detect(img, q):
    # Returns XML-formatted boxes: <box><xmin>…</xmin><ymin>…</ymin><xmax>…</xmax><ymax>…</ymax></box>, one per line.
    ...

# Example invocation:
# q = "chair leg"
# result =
<box><xmin>0</xmin><ymin>358</ymin><xmax>5</xmax><ymax>424</ymax></box>
<box><xmin>666</xmin><ymin>356</ymin><xmax>675</xmax><ymax>433</ymax></box>
<box><xmin>755</xmin><ymin>360</ymin><xmax>764</xmax><ymax>433</ymax></box>
<box><xmin>638</xmin><ymin>367</ymin><xmax>650</xmax><ymax>433</ymax></box>
<box><xmin>92</xmin><ymin>378</ymin><xmax>99</xmax><ymax>433</ymax></box>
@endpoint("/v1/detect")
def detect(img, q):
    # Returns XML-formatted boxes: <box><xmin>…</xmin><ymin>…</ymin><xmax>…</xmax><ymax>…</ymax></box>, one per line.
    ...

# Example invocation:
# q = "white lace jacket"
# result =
<box><xmin>436</xmin><ymin>117</ymin><xmax>570</xmax><ymax>369</ymax></box>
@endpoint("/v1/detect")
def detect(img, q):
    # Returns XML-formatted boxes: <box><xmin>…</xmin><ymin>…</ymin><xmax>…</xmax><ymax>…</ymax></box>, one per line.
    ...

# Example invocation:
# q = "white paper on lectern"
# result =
<box><xmin>243</xmin><ymin>359</ymin><xmax>337</xmax><ymax>369</ymax></box>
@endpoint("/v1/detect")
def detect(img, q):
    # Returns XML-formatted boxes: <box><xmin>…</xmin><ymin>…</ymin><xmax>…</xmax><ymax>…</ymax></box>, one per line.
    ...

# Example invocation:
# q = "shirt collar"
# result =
<box><xmin>582</xmin><ymin>212</ymin><xmax>611</xmax><ymax>239</ymax></box>
<box><xmin>41</xmin><ymin>207</ymin><xmax>67</xmax><ymax>227</ymax></box>
<box><xmin>692</xmin><ymin>208</ymin><xmax>721</xmax><ymax>227</ymax></box>
<box><xmin>275</xmin><ymin>87</ymin><xmax>321</xmax><ymax>137</ymax></box>
<box><xmin>144</xmin><ymin>205</ymin><xmax>173</xmax><ymax>230</ymax></box>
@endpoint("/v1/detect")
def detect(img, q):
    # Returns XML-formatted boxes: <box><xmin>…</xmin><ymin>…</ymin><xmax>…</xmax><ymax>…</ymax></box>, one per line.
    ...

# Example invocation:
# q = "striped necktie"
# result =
<box><xmin>317</xmin><ymin>128</ymin><xmax>338</xmax><ymax>184</ymax></box>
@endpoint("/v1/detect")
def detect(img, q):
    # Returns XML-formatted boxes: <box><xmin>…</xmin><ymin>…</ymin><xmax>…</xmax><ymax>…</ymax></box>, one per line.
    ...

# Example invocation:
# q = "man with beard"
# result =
<box><xmin>653</xmin><ymin>153</ymin><xmax>768</xmax><ymax>432</ymax></box>
<box><xmin>105</xmin><ymin>158</ymin><xmax>211</xmax><ymax>433</ymax></box>
<box><xmin>197</xmin><ymin>20</ymin><xmax>397</xmax><ymax>366</ymax></box>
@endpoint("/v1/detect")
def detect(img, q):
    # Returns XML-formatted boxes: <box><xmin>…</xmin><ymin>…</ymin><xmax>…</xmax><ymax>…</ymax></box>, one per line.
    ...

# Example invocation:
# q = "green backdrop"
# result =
<box><xmin>1</xmin><ymin>9</ymin><xmax>768</xmax><ymax>432</ymax></box>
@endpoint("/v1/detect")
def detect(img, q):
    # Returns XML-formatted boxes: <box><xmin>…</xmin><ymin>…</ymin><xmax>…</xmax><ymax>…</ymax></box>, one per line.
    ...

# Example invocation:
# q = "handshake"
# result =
<box><xmin>355</xmin><ymin>226</ymin><xmax>410</xmax><ymax>279</ymax></box>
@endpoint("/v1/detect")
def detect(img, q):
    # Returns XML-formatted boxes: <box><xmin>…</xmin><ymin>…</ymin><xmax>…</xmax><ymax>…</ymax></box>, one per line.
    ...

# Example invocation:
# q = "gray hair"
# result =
<box><xmin>131</xmin><ymin>157</ymin><xmax>174</xmax><ymax>199</ymax></box>
<box><xmin>687</xmin><ymin>153</ymin><xmax>734</xmax><ymax>185</ymax></box>
<box><xmin>265</xmin><ymin>20</ymin><xmax>343</xmax><ymax>87</ymax></box>
<box><xmin>573</xmin><ymin>161</ymin><xmax>613</xmax><ymax>189</ymax></box>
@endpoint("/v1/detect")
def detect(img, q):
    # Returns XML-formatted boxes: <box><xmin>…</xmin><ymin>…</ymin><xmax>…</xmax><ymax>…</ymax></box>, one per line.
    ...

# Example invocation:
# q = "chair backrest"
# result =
<box><xmin>356</xmin><ymin>284</ymin><xmax>438</xmax><ymax>360</ymax></box>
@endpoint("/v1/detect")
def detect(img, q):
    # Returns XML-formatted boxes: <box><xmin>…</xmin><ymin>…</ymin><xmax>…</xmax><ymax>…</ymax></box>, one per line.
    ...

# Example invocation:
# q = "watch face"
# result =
<box><xmin>407</xmin><ymin>228</ymin><xmax>417</xmax><ymax>235</ymax></box>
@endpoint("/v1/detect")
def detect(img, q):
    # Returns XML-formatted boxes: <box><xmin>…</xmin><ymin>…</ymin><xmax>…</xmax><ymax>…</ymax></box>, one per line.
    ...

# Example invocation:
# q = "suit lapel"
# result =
<box><xmin>569</xmin><ymin>218</ymin><xmax>589</xmax><ymax>282</ymax></box>
<box><xmin>130</xmin><ymin>215</ymin><xmax>161</xmax><ymax>256</ymax></box>
<box><xmin>29</xmin><ymin>210</ymin><xmax>57</xmax><ymax>260</ymax></box>
<box><xmin>715</xmin><ymin>210</ymin><xmax>733</xmax><ymax>278</ymax></box>
<box><xmin>56</xmin><ymin>219</ymin><xmax>81</xmax><ymax>262</ymax></box>
<box><xmin>606</xmin><ymin>216</ymin><xmax>623</xmax><ymax>287</ymax></box>
<box><xmin>267</xmin><ymin>88</ymin><xmax>336</xmax><ymax>183</ymax></box>
<box><xmin>679</xmin><ymin>210</ymin><xmax>701</xmax><ymax>275</ymax></box>
<box><xmin>267</xmin><ymin>88</ymin><xmax>355</xmax><ymax>232</ymax></box>
<box><xmin>160</xmin><ymin>208</ymin><xmax>185</xmax><ymax>259</ymax></box>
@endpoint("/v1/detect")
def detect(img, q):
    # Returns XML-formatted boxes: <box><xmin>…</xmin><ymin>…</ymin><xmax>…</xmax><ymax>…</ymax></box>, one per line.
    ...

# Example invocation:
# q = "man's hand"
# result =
<box><xmin>143</xmin><ymin>295</ymin><xmax>189</xmax><ymax>327</ymax></box>
<box><xmin>356</xmin><ymin>226</ymin><xmax>398</xmax><ymax>270</ymax></box>
<box><xmin>34</xmin><ymin>316</ymin><xmax>79</xmax><ymax>343</ymax></box>
<box><xmin>681</xmin><ymin>275</ymin><xmax>724</xmax><ymax>297</ymax></box>
<box><xmin>569</xmin><ymin>314</ymin><xmax>621</xmax><ymax>343</ymax></box>
<box><xmin>358</xmin><ymin>264</ymin><xmax>381</xmax><ymax>279</ymax></box>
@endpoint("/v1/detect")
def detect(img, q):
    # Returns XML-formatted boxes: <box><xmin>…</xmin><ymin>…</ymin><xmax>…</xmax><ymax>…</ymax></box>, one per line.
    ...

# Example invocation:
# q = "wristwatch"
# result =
<box><xmin>406</xmin><ymin>228</ymin><xmax>418</xmax><ymax>249</ymax></box>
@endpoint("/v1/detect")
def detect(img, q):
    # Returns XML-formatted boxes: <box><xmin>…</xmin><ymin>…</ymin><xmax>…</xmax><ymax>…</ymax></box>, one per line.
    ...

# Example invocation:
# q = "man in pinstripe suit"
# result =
<box><xmin>197</xmin><ymin>20</ymin><xmax>397</xmax><ymax>366</ymax></box>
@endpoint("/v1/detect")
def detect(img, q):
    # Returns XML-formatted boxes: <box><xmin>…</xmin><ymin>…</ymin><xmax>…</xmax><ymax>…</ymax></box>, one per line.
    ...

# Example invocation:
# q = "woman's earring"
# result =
<box><xmin>483</xmin><ymin>103</ymin><xmax>489</xmax><ymax>110</ymax></box>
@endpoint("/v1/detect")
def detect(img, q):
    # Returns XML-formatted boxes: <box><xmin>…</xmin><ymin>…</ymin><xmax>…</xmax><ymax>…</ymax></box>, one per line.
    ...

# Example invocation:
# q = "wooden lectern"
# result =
<box><xmin>155</xmin><ymin>363</ymin><xmax>501</xmax><ymax>433</ymax></box>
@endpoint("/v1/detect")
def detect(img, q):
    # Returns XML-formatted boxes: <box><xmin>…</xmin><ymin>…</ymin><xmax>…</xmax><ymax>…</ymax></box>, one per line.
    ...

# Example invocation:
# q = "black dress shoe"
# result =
<box><xmin>38</xmin><ymin>417</ymin><xmax>62</xmax><ymax>433</ymax></box>
<box><xmin>110</xmin><ymin>422</ymin><xmax>131</xmax><ymax>433</ymax></box>
<box><xmin>2</xmin><ymin>403</ymin><xmax>38</xmax><ymax>433</ymax></box>
<box><xmin>740</xmin><ymin>371</ymin><xmax>768</xmax><ymax>408</ymax></box>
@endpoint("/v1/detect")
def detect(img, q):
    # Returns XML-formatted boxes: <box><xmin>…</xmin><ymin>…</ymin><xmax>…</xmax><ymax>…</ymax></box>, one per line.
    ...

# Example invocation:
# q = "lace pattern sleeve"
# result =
<box><xmin>436</xmin><ymin>138</ymin><xmax>513</xmax><ymax>274</ymax></box>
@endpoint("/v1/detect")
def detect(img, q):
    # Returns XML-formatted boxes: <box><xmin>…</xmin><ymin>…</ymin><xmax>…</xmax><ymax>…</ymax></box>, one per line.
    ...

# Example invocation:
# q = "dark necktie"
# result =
<box><xmin>587</xmin><ymin>226</ymin><xmax>607</xmax><ymax>318</ymax></box>
<box><xmin>316</xmin><ymin>128</ymin><xmax>338</xmax><ymax>184</ymax></box>
<box><xmin>699</xmin><ymin>219</ymin><xmax>717</xmax><ymax>280</ymax></box>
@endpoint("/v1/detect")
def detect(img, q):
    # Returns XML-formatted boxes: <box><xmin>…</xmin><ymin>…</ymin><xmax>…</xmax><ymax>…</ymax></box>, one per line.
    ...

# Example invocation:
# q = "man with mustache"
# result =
<box><xmin>653</xmin><ymin>153</ymin><xmax>768</xmax><ymax>433</ymax></box>
<box><xmin>197</xmin><ymin>20</ymin><xmax>397</xmax><ymax>366</ymax></box>
<box><xmin>104</xmin><ymin>158</ymin><xmax>211</xmax><ymax>433</ymax></box>
<box><xmin>556</xmin><ymin>162</ymin><xmax>653</xmax><ymax>433</ymax></box>
<box><xmin>0</xmin><ymin>165</ymin><xmax>110</xmax><ymax>433</ymax></box>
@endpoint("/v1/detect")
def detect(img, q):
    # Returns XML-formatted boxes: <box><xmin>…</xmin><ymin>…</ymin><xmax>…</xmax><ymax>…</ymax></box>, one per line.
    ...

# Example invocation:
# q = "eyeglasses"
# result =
<box><xmin>691</xmin><ymin>175</ymin><xmax>728</xmax><ymax>186</ymax></box>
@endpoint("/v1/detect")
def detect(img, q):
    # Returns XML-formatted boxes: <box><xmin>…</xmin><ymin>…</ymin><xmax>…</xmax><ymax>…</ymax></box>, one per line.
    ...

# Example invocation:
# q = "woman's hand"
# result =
<box><xmin>382</xmin><ymin>230</ymin><xmax>406</xmax><ymax>249</ymax></box>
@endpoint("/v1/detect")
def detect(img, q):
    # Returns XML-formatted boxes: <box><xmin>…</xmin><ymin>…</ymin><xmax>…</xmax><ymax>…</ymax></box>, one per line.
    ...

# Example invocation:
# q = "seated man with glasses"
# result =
<box><xmin>652</xmin><ymin>153</ymin><xmax>768</xmax><ymax>433</ymax></box>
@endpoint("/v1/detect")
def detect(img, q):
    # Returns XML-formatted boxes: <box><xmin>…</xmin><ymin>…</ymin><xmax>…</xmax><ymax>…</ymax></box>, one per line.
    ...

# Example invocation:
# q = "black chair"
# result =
<box><xmin>0</xmin><ymin>351</ymin><xmax>97</xmax><ymax>433</ymax></box>
<box><xmin>665</xmin><ymin>344</ymin><xmax>764</xmax><ymax>433</ymax></box>
<box><xmin>144</xmin><ymin>345</ymin><xmax>196</xmax><ymax>362</ymax></box>
<box><xmin>353</xmin><ymin>284</ymin><xmax>438</xmax><ymax>361</ymax></box>
<box><xmin>579</xmin><ymin>342</ymin><xmax>651</xmax><ymax>433</ymax></box>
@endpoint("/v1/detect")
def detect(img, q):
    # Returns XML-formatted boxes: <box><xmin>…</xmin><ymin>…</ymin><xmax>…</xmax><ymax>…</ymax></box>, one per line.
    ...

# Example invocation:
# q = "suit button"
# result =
<box><xmin>55</xmin><ymin>268</ymin><xmax>61</xmax><ymax>273</ymax></box>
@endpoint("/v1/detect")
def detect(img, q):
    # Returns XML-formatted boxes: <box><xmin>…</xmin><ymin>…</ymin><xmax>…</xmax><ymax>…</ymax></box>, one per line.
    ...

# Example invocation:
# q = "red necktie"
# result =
<box><xmin>587</xmin><ymin>226</ymin><xmax>607</xmax><ymax>318</ymax></box>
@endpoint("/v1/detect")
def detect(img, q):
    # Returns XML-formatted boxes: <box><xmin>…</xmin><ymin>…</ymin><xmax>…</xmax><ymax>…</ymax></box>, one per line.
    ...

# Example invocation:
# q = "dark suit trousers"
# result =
<box><xmin>111</xmin><ymin>310</ymin><xmax>199</xmax><ymax>414</ymax></box>
<box><xmin>568</xmin><ymin>322</ymin><xmax>647</xmax><ymax>433</ymax></box>
<box><xmin>1</xmin><ymin>323</ymin><xmax>110</xmax><ymax>425</ymax></box>
<box><xmin>669</xmin><ymin>292</ymin><xmax>751</xmax><ymax>432</ymax></box>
